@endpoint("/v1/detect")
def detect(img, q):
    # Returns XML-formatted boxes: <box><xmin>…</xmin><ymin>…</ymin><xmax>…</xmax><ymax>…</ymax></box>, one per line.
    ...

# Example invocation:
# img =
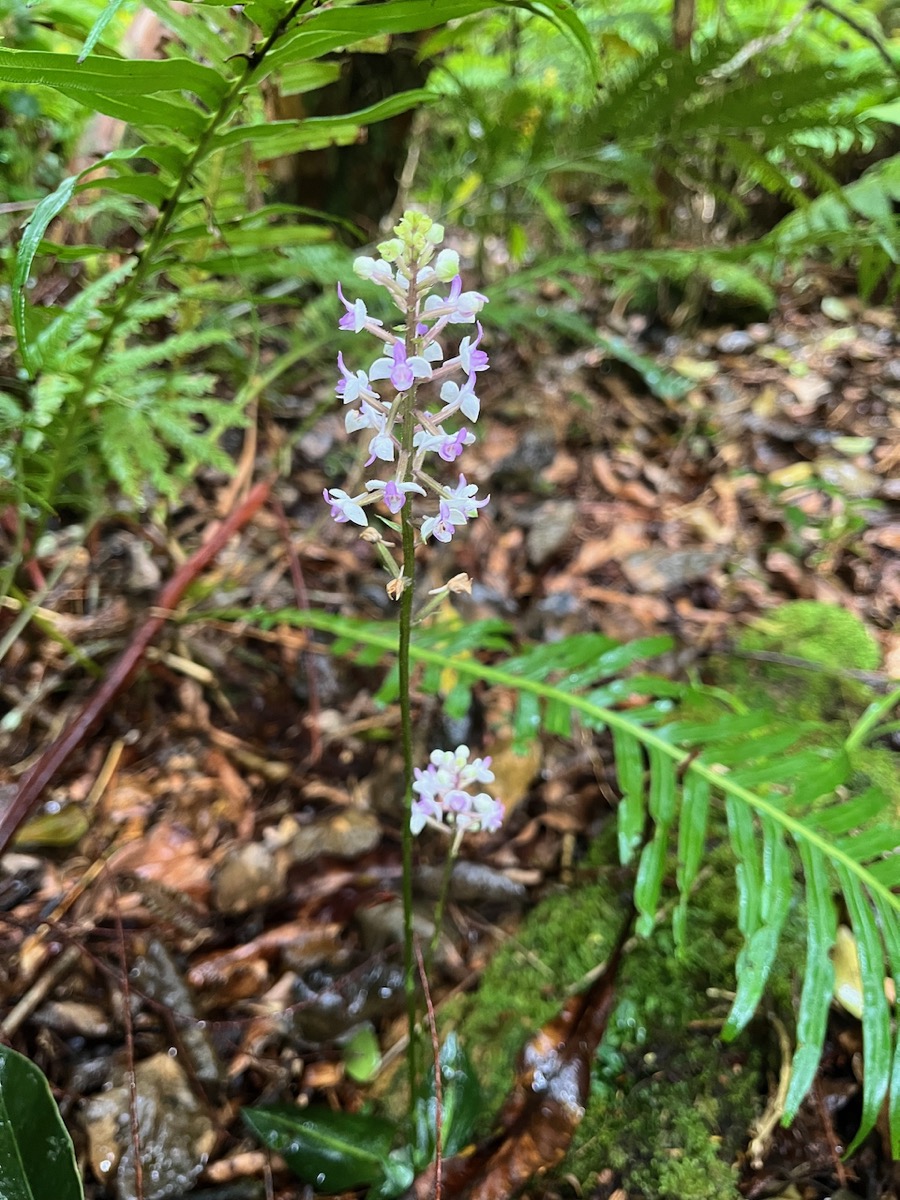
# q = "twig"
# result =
<box><xmin>1</xmin><ymin>945</ymin><xmax>81</xmax><ymax>1038</ymax></box>
<box><xmin>813</xmin><ymin>0</ymin><xmax>896</xmax><ymax>72</ymax></box>
<box><xmin>415</xmin><ymin>938</ymin><xmax>443</xmax><ymax>1200</ymax></box>
<box><xmin>747</xmin><ymin>1010</ymin><xmax>793</xmax><ymax>1169</ymax></box>
<box><xmin>705</xmin><ymin>0</ymin><xmax>895</xmax><ymax>82</ymax></box>
<box><xmin>704</xmin><ymin>6</ymin><xmax>809</xmax><ymax>80</ymax></box>
<box><xmin>731</xmin><ymin>648</ymin><xmax>894</xmax><ymax>692</ymax></box>
<box><xmin>0</xmin><ymin>478</ymin><xmax>273</xmax><ymax>854</ymax></box>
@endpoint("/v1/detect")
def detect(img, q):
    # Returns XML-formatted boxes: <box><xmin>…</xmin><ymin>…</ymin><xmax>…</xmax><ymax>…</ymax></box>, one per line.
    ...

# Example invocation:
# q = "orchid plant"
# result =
<box><xmin>325</xmin><ymin>210</ymin><xmax>504</xmax><ymax>1086</ymax></box>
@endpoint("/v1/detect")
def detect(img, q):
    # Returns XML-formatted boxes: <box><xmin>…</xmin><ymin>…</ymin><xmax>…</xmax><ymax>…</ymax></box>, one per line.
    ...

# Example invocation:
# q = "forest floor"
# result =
<box><xmin>1</xmin><ymin>266</ymin><xmax>898</xmax><ymax>1200</ymax></box>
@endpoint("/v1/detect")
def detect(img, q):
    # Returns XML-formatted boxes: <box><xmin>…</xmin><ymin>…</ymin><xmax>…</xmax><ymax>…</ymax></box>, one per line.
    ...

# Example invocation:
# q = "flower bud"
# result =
<box><xmin>353</xmin><ymin>255</ymin><xmax>377</xmax><ymax>279</ymax></box>
<box><xmin>378</xmin><ymin>238</ymin><xmax>403</xmax><ymax>263</ymax></box>
<box><xmin>435</xmin><ymin>249</ymin><xmax>460</xmax><ymax>281</ymax></box>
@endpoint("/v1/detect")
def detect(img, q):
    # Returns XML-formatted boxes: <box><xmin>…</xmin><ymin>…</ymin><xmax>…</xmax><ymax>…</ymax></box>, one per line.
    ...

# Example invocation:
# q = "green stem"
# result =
<box><xmin>398</xmin><ymin>500</ymin><xmax>417</xmax><ymax>1099</ymax></box>
<box><xmin>430</xmin><ymin>826</ymin><xmax>464</xmax><ymax>957</ymax></box>
<box><xmin>398</xmin><ymin>273</ymin><xmax>421</xmax><ymax>1101</ymax></box>
<box><xmin>845</xmin><ymin>686</ymin><xmax>900</xmax><ymax>753</ymax></box>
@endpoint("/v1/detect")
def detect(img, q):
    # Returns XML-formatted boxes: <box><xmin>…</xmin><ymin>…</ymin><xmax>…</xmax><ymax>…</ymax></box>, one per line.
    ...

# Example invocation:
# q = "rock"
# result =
<box><xmin>213</xmin><ymin>842</ymin><xmax>287</xmax><ymax>914</ymax></box>
<box><xmin>84</xmin><ymin>1054</ymin><xmax>215</xmax><ymax>1200</ymax></box>
<box><xmin>715</xmin><ymin>329</ymin><xmax>756</xmax><ymax>354</ymax></box>
<box><xmin>621</xmin><ymin>547</ymin><xmax>725</xmax><ymax>594</ymax></box>
<box><xmin>821</xmin><ymin>296</ymin><xmax>852</xmax><ymax>321</ymax></box>
<box><xmin>289</xmin><ymin>808</ymin><xmax>381</xmax><ymax>862</ymax></box>
<box><xmin>493</xmin><ymin>431</ymin><xmax>556</xmax><ymax>489</ymax></box>
<box><xmin>816</xmin><ymin>458</ymin><xmax>880</xmax><ymax>499</ymax></box>
<box><xmin>526</xmin><ymin>500</ymin><xmax>578</xmax><ymax>567</ymax></box>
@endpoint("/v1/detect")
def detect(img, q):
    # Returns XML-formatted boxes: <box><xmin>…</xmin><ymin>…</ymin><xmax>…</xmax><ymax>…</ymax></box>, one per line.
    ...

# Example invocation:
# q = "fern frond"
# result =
<box><xmin>218</xmin><ymin>606</ymin><xmax>900</xmax><ymax>1152</ymax></box>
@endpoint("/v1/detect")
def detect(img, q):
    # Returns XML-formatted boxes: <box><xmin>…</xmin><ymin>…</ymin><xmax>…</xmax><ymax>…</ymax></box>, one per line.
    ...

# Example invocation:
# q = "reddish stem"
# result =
<box><xmin>0</xmin><ymin>479</ymin><xmax>272</xmax><ymax>854</ymax></box>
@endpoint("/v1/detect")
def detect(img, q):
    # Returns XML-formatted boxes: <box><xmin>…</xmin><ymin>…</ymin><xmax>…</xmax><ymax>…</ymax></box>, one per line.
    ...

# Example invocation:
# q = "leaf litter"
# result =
<box><xmin>0</xmin><ymin>271</ymin><xmax>898</xmax><ymax>1200</ymax></box>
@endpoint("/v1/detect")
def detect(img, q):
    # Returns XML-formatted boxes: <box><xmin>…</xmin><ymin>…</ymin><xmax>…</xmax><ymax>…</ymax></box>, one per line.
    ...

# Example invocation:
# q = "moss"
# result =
<box><xmin>443</xmin><ymin>601</ymin><xmax>891</xmax><ymax>1197</ymax></box>
<box><xmin>446</xmin><ymin>837</ymin><xmax>783</xmax><ymax>1199</ymax></box>
<box><xmin>737</xmin><ymin>600</ymin><xmax>879</xmax><ymax>672</ymax></box>
<box><xmin>733</xmin><ymin>600</ymin><xmax>880</xmax><ymax>722</ymax></box>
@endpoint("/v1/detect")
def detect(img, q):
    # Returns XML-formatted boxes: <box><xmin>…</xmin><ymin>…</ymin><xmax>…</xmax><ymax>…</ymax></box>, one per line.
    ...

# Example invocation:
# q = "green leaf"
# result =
<box><xmin>261</xmin><ymin>0</ymin><xmax>591</xmax><ymax>79</ymax></box>
<box><xmin>77</xmin><ymin>0</ymin><xmax>129</xmax><ymax>62</ymax></box>
<box><xmin>782</xmin><ymin>841</ymin><xmax>837</xmax><ymax>1122</ymax></box>
<box><xmin>0</xmin><ymin>1044</ymin><xmax>83</xmax><ymax>1200</ymax></box>
<box><xmin>881</xmin><ymin>910</ymin><xmax>900</xmax><ymax>1157</ymax></box>
<box><xmin>279</xmin><ymin>59</ymin><xmax>342</xmax><ymax>97</ymax></box>
<box><xmin>13</xmin><ymin>175</ymin><xmax>78</xmax><ymax>374</ymax></box>
<box><xmin>211</xmin><ymin>90</ymin><xmax>436</xmax><ymax>157</ymax></box>
<box><xmin>613</xmin><ymin>728</ymin><xmax>645</xmax><ymax>864</ymax></box>
<box><xmin>77</xmin><ymin>173</ymin><xmax>171</xmax><ymax>206</ymax></box>
<box><xmin>243</xmin><ymin>1105</ymin><xmax>395</xmax><ymax>1192</ymax></box>
<box><xmin>726</xmin><ymin>797</ymin><xmax>762</xmax><ymax>939</ymax></box>
<box><xmin>674</xmin><ymin>771</ymin><xmax>710</xmax><ymax>947</ymax></box>
<box><xmin>838</xmin><ymin>866</ymin><xmax>892</xmax><ymax>1153</ymax></box>
<box><xmin>413</xmin><ymin>1033</ymin><xmax>482</xmax><ymax>1163</ymax></box>
<box><xmin>723</xmin><ymin>813</ymin><xmax>793</xmax><ymax>1037</ymax></box>
<box><xmin>634</xmin><ymin>746</ymin><xmax>678</xmax><ymax>936</ymax></box>
<box><xmin>0</xmin><ymin>49</ymin><xmax>227</xmax><ymax>108</ymax></box>
<box><xmin>343</xmin><ymin>1026</ymin><xmax>381</xmax><ymax>1083</ymax></box>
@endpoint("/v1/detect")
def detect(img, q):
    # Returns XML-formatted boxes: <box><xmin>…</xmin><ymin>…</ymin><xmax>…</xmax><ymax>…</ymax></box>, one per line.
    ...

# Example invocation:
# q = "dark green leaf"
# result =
<box><xmin>838</xmin><ymin>867</ymin><xmax>892</xmax><ymax>1154</ymax></box>
<box><xmin>0</xmin><ymin>49</ymin><xmax>227</xmax><ymax>107</ymax></box>
<box><xmin>809</xmin><ymin>787</ymin><xmax>887</xmax><ymax>835</ymax></box>
<box><xmin>865</xmin><ymin>856</ymin><xmax>900</xmax><ymax>888</ymax></box>
<box><xmin>212</xmin><ymin>91</ymin><xmax>436</xmax><ymax>157</ymax></box>
<box><xmin>723</xmin><ymin>813</ymin><xmax>793</xmax><ymax>1037</ymax></box>
<box><xmin>880</xmin><ymin>909</ymin><xmax>900</xmax><ymax>1157</ymax></box>
<box><xmin>243</xmin><ymin>1105</ymin><xmax>395</xmax><ymax>1192</ymax></box>
<box><xmin>674</xmin><ymin>772</ymin><xmax>711</xmax><ymax>947</ymax></box>
<box><xmin>77</xmin><ymin>0</ymin><xmax>129</xmax><ymax>62</ymax></box>
<box><xmin>413</xmin><ymin>1033</ymin><xmax>482</xmax><ymax>1163</ymax></box>
<box><xmin>783</xmin><ymin>841</ymin><xmax>836</xmax><ymax>1122</ymax></box>
<box><xmin>613</xmin><ymin>728</ymin><xmax>645</xmax><ymax>864</ymax></box>
<box><xmin>634</xmin><ymin>825</ymin><xmax>668</xmax><ymax>937</ymax></box>
<box><xmin>13</xmin><ymin>175</ymin><xmax>78</xmax><ymax>373</ymax></box>
<box><xmin>261</xmin><ymin>1</ymin><xmax>515</xmax><ymax>77</ymax></box>
<box><xmin>726</xmin><ymin>797</ymin><xmax>762</xmax><ymax>939</ymax></box>
<box><xmin>77</xmin><ymin>173</ymin><xmax>171</xmax><ymax>206</ymax></box>
<box><xmin>0</xmin><ymin>1044</ymin><xmax>83</xmax><ymax>1200</ymax></box>
<box><xmin>279</xmin><ymin>60</ymin><xmax>342</xmax><ymax>97</ymax></box>
<box><xmin>836</xmin><ymin>824</ymin><xmax>900</xmax><ymax>862</ymax></box>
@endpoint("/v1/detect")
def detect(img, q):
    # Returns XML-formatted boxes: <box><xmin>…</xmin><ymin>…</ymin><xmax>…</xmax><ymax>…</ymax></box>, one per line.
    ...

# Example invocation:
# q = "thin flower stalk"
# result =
<box><xmin>327</xmin><ymin>211</ymin><xmax>504</xmax><ymax>1102</ymax></box>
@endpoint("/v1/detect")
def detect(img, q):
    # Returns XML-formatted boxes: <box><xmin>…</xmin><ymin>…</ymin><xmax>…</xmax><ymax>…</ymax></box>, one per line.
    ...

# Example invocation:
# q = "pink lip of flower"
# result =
<box><xmin>472</xmin><ymin>793</ymin><xmax>504</xmax><ymax>833</ymax></box>
<box><xmin>322</xmin><ymin>487</ymin><xmax>368</xmax><ymax>526</ymax></box>
<box><xmin>336</xmin><ymin>352</ymin><xmax>377</xmax><ymax>404</ymax></box>
<box><xmin>337</xmin><ymin>282</ymin><xmax>383</xmax><ymax>333</ymax></box>
<box><xmin>438</xmin><ymin>426</ymin><xmax>474</xmax><ymax>463</ymax></box>
<box><xmin>369</xmin><ymin>343</ymin><xmax>433</xmax><ymax>393</ymax></box>
<box><xmin>459</xmin><ymin>323</ymin><xmax>489</xmax><ymax>374</ymax></box>
<box><xmin>421</xmin><ymin>501</ymin><xmax>456</xmax><ymax>543</ymax></box>
<box><xmin>365</xmin><ymin>479</ymin><xmax>426</xmax><ymax>513</ymax></box>
<box><xmin>446</xmin><ymin>474</ymin><xmax>490</xmax><ymax>520</ymax></box>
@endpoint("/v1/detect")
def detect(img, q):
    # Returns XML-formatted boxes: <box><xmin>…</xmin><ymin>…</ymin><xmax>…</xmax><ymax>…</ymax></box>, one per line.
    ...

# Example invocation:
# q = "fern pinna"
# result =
<box><xmin>221</xmin><ymin>605</ymin><xmax>900</xmax><ymax>1154</ymax></box>
<box><xmin>1</xmin><ymin>0</ymin><xmax>592</xmax><ymax>526</ymax></box>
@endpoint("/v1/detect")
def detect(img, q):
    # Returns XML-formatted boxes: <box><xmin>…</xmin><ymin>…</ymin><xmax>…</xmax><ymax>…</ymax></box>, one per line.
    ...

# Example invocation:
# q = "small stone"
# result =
<box><xmin>213</xmin><ymin>842</ymin><xmax>286</xmax><ymax>914</ymax></box>
<box><xmin>85</xmin><ymin>1054</ymin><xmax>215</xmax><ymax>1200</ymax></box>
<box><xmin>621</xmin><ymin>548</ymin><xmax>726</xmax><ymax>594</ymax></box>
<box><xmin>816</xmin><ymin>458</ymin><xmax>880</xmax><ymax>499</ymax></box>
<box><xmin>526</xmin><ymin>500</ymin><xmax>578</xmax><ymax>567</ymax></box>
<box><xmin>821</xmin><ymin>296</ymin><xmax>852</xmax><ymax>322</ymax></box>
<box><xmin>715</xmin><ymin>330</ymin><xmax>756</xmax><ymax>354</ymax></box>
